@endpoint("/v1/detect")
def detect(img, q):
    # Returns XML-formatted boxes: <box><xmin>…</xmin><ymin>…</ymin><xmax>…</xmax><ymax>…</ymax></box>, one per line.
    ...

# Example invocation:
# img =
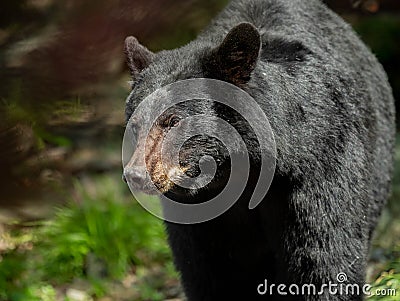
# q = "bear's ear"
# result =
<box><xmin>205</xmin><ymin>23</ymin><xmax>261</xmax><ymax>86</ymax></box>
<box><xmin>124</xmin><ymin>36</ymin><xmax>155</xmax><ymax>78</ymax></box>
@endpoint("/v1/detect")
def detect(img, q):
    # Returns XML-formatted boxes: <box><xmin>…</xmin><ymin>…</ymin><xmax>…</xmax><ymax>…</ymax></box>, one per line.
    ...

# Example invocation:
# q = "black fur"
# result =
<box><xmin>124</xmin><ymin>0</ymin><xmax>395</xmax><ymax>300</ymax></box>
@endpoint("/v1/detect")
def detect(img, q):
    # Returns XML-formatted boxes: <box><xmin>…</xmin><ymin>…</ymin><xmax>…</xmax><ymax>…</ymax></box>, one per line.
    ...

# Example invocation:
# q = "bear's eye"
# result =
<box><xmin>164</xmin><ymin>115</ymin><xmax>181</xmax><ymax>129</ymax></box>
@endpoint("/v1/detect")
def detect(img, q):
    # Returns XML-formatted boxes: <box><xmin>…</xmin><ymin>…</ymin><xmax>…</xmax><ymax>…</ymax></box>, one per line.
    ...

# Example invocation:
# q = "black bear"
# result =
<box><xmin>123</xmin><ymin>0</ymin><xmax>395</xmax><ymax>300</ymax></box>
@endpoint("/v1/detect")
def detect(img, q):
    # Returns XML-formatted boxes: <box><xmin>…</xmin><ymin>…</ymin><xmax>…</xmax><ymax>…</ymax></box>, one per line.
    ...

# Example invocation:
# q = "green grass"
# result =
<box><xmin>368</xmin><ymin>257</ymin><xmax>400</xmax><ymax>300</ymax></box>
<box><xmin>39</xmin><ymin>184</ymin><xmax>168</xmax><ymax>281</ymax></box>
<box><xmin>0</xmin><ymin>176</ymin><xmax>173</xmax><ymax>301</ymax></box>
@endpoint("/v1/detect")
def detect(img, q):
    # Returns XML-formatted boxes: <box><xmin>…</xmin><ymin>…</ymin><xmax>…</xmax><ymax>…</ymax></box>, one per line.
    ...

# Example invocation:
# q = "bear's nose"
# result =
<box><xmin>123</xmin><ymin>167</ymin><xmax>147</xmax><ymax>188</ymax></box>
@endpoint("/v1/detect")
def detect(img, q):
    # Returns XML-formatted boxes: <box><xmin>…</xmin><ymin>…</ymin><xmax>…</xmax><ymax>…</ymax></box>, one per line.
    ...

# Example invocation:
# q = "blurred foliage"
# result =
<box><xmin>352</xmin><ymin>15</ymin><xmax>400</xmax><ymax>106</ymax></box>
<box><xmin>38</xmin><ymin>180</ymin><xmax>169</xmax><ymax>281</ymax></box>
<box><xmin>369</xmin><ymin>255</ymin><xmax>400</xmax><ymax>300</ymax></box>
<box><xmin>367</xmin><ymin>136</ymin><xmax>400</xmax><ymax>299</ymax></box>
<box><xmin>0</xmin><ymin>176</ymin><xmax>175</xmax><ymax>301</ymax></box>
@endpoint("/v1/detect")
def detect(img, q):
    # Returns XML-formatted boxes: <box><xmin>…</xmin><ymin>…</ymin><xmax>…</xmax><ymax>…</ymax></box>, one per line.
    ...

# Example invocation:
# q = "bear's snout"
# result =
<box><xmin>123</xmin><ymin>166</ymin><xmax>148</xmax><ymax>192</ymax></box>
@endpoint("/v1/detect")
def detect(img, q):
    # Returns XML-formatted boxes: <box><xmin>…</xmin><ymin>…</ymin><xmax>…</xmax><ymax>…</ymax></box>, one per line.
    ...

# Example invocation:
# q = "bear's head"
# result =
<box><xmin>123</xmin><ymin>23</ymin><xmax>262</xmax><ymax>200</ymax></box>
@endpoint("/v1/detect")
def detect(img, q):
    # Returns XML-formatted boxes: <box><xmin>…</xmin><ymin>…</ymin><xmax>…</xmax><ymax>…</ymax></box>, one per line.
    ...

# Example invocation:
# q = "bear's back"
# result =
<box><xmin>200</xmin><ymin>0</ymin><xmax>395</xmax><ymax>216</ymax></box>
